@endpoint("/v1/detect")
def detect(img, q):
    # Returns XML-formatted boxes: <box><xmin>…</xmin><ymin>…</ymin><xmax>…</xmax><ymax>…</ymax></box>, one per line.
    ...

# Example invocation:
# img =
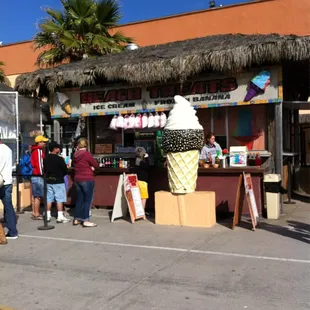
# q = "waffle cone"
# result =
<box><xmin>63</xmin><ymin>102</ymin><xmax>72</xmax><ymax>115</ymax></box>
<box><xmin>167</xmin><ymin>150</ymin><xmax>199</xmax><ymax>194</ymax></box>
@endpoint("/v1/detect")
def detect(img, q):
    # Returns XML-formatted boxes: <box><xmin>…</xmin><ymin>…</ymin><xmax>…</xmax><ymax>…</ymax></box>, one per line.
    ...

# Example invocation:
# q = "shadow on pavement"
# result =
<box><xmin>259</xmin><ymin>220</ymin><xmax>310</xmax><ymax>245</ymax></box>
<box><xmin>292</xmin><ymin>192</ymin><xmax>310</xmax><ymax>204</ymax></box>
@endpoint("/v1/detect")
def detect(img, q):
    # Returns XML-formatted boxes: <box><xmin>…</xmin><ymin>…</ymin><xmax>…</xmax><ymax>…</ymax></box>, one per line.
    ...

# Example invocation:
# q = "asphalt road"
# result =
<box><xmin>0</xmin><ymin>206</ymin><xmax>309</xmax><ymax>310</ymax></box>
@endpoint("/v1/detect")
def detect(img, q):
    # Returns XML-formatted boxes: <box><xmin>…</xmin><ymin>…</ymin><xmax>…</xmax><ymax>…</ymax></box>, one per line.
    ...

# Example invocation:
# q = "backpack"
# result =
<box><xmin>19</xmin><ymin>153</ymin><xmax>33</xmax><ymax>178</ymax></box>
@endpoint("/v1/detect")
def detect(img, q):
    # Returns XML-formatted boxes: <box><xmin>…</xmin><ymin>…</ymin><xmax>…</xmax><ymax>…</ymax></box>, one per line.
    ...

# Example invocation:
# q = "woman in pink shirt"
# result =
<box><xmin>73</xmin><ymin>138</ymin><xmax>98</xmax><ymax>227</ymax></box>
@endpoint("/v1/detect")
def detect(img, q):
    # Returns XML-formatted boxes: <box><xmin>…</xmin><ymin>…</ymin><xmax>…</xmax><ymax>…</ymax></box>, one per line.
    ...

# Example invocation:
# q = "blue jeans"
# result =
<box><xmin>74</xmin><ymin>181</ymin><xmax>94</xmax><ymax>222</ymax></box>
<box><xmin>0</xmin><ymin>185</ymin><xmax>18</xmax><ymax>237</ymax></box>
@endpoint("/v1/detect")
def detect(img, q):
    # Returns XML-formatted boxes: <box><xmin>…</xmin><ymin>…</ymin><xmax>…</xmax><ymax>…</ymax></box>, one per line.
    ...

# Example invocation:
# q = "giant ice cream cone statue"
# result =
<box><xmin>162</xmin><ymin>95</ymin><xmax>204</xmax><ymax>194</ymax></box>
<box><xmin>244</xmin><ymin>71</ymin><xmax>271</xmax><ymax>102</ymax></box>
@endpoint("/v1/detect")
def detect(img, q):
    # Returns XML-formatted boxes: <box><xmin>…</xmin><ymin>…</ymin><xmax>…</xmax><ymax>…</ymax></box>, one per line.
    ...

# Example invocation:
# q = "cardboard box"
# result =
<box><xmin>155</xmin><ymin>191</ymin><xmax>216</xmax><ymax>228</ymax></box>
<box><xmin>0</xmin><ymin>182</ymin><xmax>32</xmax><ymax>211</ymax></box>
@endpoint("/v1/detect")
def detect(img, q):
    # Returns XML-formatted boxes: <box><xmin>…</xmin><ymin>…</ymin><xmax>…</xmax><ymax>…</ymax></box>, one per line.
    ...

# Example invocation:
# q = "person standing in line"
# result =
<box><xmin>0</xmin><ymin>141</ymin><xmax>18</xmax><ymax>239</ymax></box>
<box><xmin>43</xmin><ymin>142</ymin><xmax>71</xmax><ymax>223</ymax></box>
<box><xmin>73</xmin><ymin>138</ymin><xmax>98</xmax><ymax>227</ymax></box>
<box><xmin>30</xmin><ymin>135</ymin><xmax>48</xmax><ymax>220</ymax></box>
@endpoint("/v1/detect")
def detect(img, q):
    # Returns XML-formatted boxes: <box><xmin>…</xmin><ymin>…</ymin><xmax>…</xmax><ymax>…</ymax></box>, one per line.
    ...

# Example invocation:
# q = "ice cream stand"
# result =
<box><xmin>15</xmin><ymin>34</ymin><xmax>310</xmax><ymax>222</ymax></box>
<box><xmin>43</xmin><ymin>67</ymin><xmax>278</xmax><ymax>217</ymax></box>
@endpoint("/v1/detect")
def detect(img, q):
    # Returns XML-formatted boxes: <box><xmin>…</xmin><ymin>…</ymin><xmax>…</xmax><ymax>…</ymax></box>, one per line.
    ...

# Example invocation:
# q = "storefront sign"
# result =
<box><xmin>52</xmin><ymin>67</ymin><xmax>281</xmax><ymax>118</ymax></box>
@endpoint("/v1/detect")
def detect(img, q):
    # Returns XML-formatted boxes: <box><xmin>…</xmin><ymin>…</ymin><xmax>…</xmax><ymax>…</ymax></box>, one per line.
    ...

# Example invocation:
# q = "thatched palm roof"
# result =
<box><xmin>16</xmin><ymin>34</ymin><xmax>310</xmax><ymax>94</ymax></box>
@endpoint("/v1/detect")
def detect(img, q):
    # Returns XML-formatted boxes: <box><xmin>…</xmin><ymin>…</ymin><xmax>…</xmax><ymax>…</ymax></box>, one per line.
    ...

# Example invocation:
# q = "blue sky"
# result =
<box><xmin>0</xmin><ymin>0</ymin><xmax>250</xmax><ymax>45</ymax></box>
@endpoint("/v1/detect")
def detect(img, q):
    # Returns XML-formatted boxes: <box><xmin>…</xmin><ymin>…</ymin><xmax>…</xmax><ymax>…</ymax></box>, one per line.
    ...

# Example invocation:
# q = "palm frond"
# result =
<box><xmin>34</xmin><ymin>0</ymin><xmax>133</xmax><ymax>66</ymax></box>
<box><xmin>96</xmin><ymin>0</ymin><xmax>122</xmax><ymax>27</ymax></box>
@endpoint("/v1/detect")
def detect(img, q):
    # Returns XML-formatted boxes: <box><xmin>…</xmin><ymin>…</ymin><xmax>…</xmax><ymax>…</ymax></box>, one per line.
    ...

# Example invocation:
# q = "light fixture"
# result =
<box><xmin>126</xmin><ymin>43</ymin><xmax>139</xmax><ymax>51</ymax></box>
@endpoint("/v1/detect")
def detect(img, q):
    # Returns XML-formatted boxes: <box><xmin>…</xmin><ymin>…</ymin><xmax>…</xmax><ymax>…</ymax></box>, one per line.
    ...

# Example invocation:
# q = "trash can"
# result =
<box><xmin>264</xmin><ymin>174</ymin><xmax>281</xmax><ymax>219</ymax></box>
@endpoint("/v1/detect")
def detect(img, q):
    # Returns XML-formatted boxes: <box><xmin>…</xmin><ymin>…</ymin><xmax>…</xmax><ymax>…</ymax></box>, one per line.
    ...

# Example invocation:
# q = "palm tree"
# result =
<box><xmin>35</xmin><ymin>0</ymin><xmax>133</xmax><ymax>66</ymax></box>
<box><xmin>0</xmin><ymin>61</ymin><xmax>10</xmax><ymax>86</ymax></box>
<box><xmin>0</xmin><ymin>61</ymin><xmax>6</xmax><ymax>83</ymax></box>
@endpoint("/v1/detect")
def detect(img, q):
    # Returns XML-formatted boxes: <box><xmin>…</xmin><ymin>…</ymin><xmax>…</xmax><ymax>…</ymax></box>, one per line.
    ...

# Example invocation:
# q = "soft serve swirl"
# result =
<box><xmin>164</xmin><ymin>95</ymin><xmax>203</xmax><ymax>130</ymax></box>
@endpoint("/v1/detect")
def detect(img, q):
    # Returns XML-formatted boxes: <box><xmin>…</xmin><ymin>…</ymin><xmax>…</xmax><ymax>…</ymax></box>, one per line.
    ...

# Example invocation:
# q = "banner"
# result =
<box><xmin>51</xmin><ymin>67</ymin><xmax>282</xmax><ymax>118</ymax></box>
<box><xmin>0</xmin><ymin>92</ymin><xmax>17</xmax><ymax>139</ymax></box>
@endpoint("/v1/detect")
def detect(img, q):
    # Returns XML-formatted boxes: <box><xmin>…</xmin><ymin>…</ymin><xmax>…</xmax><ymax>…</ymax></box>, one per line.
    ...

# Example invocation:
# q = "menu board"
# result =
<box><xmin>243</xmin><ymin>172</ymin><xmax>259</xmax><ymax>226</ymax></box>
<box><xmin>95</xmin><ymin>144</ymin><xmax>113</xmax><ymax>154</ymax></box>
<box><xmin>124</xmin><ymin>174</ymin><xmax>146</xmax><ymax>223</ymax></box>
<box><xmin>232</xmin><ymin>173</ymin><xmax>259</xmax><ymax>231</ymax></box>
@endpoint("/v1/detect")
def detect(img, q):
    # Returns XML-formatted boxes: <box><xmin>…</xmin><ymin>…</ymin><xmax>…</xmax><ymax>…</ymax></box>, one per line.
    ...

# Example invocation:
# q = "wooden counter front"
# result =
<box><xmin>66</xmin><ymin>166</ymin><xmax>265</xmax><ymax>215</ymax></box>
<box><xmin>67</xmin><ymin>168</ymin><xmax>129</xmax><ymax>207</ymax></box>
<box><xmin>148</xmin><ymin>167</ymin><xmax>264</xmax><ymax>215</ymax></box>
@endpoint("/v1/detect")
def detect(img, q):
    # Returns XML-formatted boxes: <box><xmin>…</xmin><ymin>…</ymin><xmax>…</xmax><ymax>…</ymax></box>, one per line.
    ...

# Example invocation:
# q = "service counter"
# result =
<box><xmin>67</xmin><ymin>166</ymin><xmax>265</xmax><ymax>215</ymax></box>
<box><xmin>67</xmin><ymin>168</ymin><xmax>128</xmax><ymax>207</ymax></box>
<box><xmin>149</xmin><ymin>167</ymin><xmax>264</xmax><ymax>215</ymax></box>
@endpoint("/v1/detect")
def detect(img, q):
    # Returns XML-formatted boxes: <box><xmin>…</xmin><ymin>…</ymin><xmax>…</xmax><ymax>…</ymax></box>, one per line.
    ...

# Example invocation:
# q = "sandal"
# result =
<box><xmin>82</xmin><ymin>222</ymin><xmax>97</xmax><ymax>228</ymax></box>
<box><xmin>31</xmin><ymin>215</ymin><xmax>43</xmax><ymax>220</ymax></box>
<box><xmin>73</xmin><ymin>220</ymin><xmax>82</xmax><ymax>226</ymax></box>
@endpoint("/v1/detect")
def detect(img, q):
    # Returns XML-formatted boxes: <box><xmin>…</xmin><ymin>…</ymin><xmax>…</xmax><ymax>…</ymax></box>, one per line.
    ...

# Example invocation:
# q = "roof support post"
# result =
<box><xmin>275</xmin><ymin>101</ymin><xmax>283</xmax><ymax>213</ymax></box>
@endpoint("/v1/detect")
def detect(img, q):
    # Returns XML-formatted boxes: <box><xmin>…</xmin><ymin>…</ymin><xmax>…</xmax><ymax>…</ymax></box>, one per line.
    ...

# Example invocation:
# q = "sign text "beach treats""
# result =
<box><xmin>80</xmin><ymin>77</ymin><xmax>238</xmax><ymax>106</ymax></box>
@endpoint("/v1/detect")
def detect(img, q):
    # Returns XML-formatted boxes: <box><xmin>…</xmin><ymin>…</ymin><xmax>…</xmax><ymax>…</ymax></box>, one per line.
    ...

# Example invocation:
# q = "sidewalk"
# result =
<box><xmin>0</xmin><ymin>200</ymin><xmax>309</xmax><ymax>310</ymax></box>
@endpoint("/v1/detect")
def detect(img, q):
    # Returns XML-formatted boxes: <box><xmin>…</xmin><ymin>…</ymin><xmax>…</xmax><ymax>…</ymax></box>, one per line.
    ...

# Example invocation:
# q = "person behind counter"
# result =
<box><xmin>200</xmin><ymin>132</ymin><xmax>222</xmax><ymax>163</ymax></box>
<box><xmin>73</xmin><ymin>138</ymin><xmax>99</xmax><ymax>228</ymax></box>
<box><xmin>135</xmin><ymin>147</ymin><xmax>149</xmax><ymax>210</ymax></box>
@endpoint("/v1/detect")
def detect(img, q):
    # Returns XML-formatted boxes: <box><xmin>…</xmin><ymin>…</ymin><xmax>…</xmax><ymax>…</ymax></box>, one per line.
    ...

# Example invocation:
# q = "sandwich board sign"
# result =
<box><xmin>232</xmin><ymin>172</ymin><xmax>259</xmax><ymax>231</ymax></box>
<box><xmin>123</xmin><ymin>174</ymin><xmax>146</xmax><ymax>223</ymax></box>
<box><xmin>243</xmin><ymin>172</ymin><xmax>259</xmax><ymax>226</ymax></box>
<box><xmin>111</xmin><ymin>173</ymin><xmax>146</xmax><ymax>223</ymax></box>
<box><xmin>111</xmin><ymin>174</ymin><xmax>128</xmax><ymax>222</ymax></box>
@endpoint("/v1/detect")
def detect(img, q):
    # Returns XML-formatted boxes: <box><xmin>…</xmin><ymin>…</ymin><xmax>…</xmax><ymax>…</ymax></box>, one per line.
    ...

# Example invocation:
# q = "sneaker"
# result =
<box><xmin>5</xmin><ymin>234</ymin><xmax>19</xmax><ymax>240</ymax></box>
<box><xmin>56</xmin><ymin>216</ymin><xmax>71</xmax><ymax>224</ymax></box>
<box><xmin>47</xmin><ymin>217</ymin><xmax>51</xmax><ymax>223</ymax></box>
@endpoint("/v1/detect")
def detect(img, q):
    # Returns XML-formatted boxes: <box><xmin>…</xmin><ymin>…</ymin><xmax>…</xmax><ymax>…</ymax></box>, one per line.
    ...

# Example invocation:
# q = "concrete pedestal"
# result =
<box><xmin>155</xmin><ymin>191</ymin><xmax>216</xmax><ymax>228</ymax></box>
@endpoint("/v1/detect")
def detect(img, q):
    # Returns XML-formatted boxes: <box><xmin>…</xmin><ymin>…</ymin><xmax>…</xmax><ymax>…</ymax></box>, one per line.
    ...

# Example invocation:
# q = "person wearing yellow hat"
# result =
<box><xmin>30</xmin><ymin>135</ymin><xmax>49</xmax><ymax>220</ymax></box>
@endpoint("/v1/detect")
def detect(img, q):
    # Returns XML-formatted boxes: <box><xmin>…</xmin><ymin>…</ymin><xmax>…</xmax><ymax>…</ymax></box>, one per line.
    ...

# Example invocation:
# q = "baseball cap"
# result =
<box><xmin>35</xmin><ymin>135</ymin><xmax>49</xmax><ymax>143</ymax></box>
<box><xmin>48</xmin><ymin>141</ymin><xmax>61</xmax><ymax>152</ymax></box>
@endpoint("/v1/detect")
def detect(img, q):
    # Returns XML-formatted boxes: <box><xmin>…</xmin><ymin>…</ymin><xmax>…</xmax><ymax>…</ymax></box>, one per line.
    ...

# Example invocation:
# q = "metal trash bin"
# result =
<box><xmin>264</xmin><ymin>174</ymin><xmax>282</xmax><ymax>219</ymax></box>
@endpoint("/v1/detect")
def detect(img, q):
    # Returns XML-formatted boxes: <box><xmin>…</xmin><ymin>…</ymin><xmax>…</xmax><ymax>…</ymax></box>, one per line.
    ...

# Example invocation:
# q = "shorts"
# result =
<box><xmin>47</xmin><ymin>183</ymin><xmax>67</xmax><ymax>203</ymax></box>
<box><xmin>31</xmin><ymin>177</ymin><xmax>44</xmax><ymax>198</ymax></box>
<box><xmin>138</xmin><ymin>181</ymin><xmax>149</xmax><ymax>199</ymax></box>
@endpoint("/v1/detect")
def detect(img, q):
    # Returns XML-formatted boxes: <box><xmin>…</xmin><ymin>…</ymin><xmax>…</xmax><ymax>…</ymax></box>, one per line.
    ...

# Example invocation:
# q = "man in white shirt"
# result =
<box><xmin>0</xmin><ymin>141</ymin><xmax>18</xmax><ymax>239</ymax></box>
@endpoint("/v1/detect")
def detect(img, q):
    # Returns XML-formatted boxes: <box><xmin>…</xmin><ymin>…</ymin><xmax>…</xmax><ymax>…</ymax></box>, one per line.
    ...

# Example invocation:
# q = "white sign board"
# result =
<box><xmin>111</xmin><ymin>174</ymin><xmax>128</xmax><ymax>222</ymax></box>
<box><xmin>243</xmin><ymin>172</ymin><xmax>259</xmax><ymax>225</ymax></box>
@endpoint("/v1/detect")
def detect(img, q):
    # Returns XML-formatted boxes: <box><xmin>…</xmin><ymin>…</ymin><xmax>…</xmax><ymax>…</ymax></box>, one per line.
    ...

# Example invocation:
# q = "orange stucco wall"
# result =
<box><xmin>0</xmin><ymin>41</ymin><xmax>40</xmax><ymax>77</ymax></box>
<box><xmin>116</xmin><ymin>0</ymin><xmax>310</xmax><ymax>46</ymax></box>
<box><xmin>0</xmin><ymin>0</ymin><xmax>309</xmax><ymax>79</ymax></box>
